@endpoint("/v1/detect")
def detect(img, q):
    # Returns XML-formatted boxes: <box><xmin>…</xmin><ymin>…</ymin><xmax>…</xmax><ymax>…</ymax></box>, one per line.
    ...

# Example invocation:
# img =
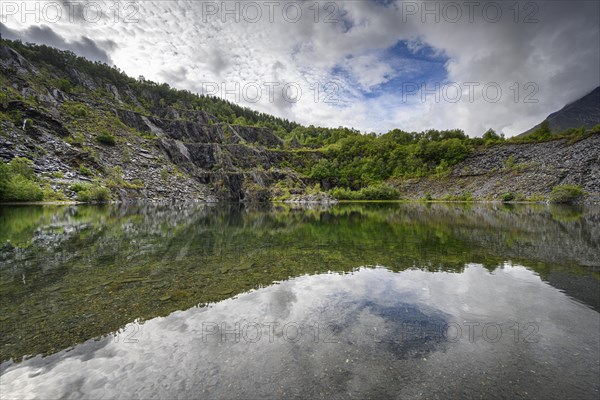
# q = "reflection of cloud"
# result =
<box><xmin>264</xmin><ymin>286</ymin><xmax>297</xmax><ymax>319</ymax></box>
<box><xmin>2</xmin><ymin>266</ymin><xmax>598</xmax><ymax>399</ymax></box>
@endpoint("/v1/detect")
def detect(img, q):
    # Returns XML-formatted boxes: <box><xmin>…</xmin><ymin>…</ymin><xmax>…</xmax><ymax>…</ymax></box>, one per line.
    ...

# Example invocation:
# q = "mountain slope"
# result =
<box><xmin>1</xmin><ymin>39</ymin><xmax>599</xmax><ymax>203</ymax></box>
<box><xmin>395</xmin><ymin>134</ymin><xmax>600</xmax><ymax>202</ymax></box>
<box><xmin>0</xmin><ymin>40</ymin><xmax>315</xmax><ymax>202</ymax></box>
<box><xmin>521</xmin><ymin>87</ymin><xmax>600</xmax><ymax>136</ymax></box>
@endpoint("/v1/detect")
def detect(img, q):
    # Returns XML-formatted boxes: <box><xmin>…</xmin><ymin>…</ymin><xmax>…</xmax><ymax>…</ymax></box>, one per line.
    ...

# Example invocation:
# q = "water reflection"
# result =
<box><xmin>0</xmin><ymin>203</ymin><xmax>599</xmax><ymax>397</ymax></box>
<box><xmin>1</xmin><ymin>203</ymin><xmax>599</xmax><ymax>363</ymax></box>
<box><xmin>1</xmin><ymin>266</ymin><xmax>598</xmax><ymax>399</ymax></box>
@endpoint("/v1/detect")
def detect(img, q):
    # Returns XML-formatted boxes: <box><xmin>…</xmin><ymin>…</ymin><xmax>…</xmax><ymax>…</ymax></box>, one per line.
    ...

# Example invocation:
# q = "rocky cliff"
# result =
<box><xmin>396</xmin><ymin>133</ymin><xmax>600</xmax><ymax>202</ymax></box>
<box><xmin>0</xmin><ymin>42</ymin><xmax>315</xmax><ymax>202</ymax></box>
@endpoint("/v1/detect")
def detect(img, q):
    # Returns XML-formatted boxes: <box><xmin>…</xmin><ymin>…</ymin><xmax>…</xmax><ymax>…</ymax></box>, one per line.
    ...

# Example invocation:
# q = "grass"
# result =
<box><xmin>104</xmin><ymin>166</ymin><xmax>144</xmax><ymax>190</ymax></box>
<box><xmin>440</xmin><ymin>192</ymin><xmax>474</xmax><ymax>202</ymax></box>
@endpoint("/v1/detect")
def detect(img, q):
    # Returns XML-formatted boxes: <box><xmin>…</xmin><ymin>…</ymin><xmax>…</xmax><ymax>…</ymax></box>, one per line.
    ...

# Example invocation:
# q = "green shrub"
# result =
<box><xmin>440</xmin><ymin>192</ymin><xmax>474</xmax><ymax>202</ymax></box>
<box><xmin>456</xmin><ymin>192</ymin><xmax>474</xmax><ymax>202</ymax></box>
<box><xmin>482</xmin><ymin>128</ymin><xmax>504</xmax><ymax>144</ymax></box>
<box><xmin>43</xmin><ymin>185</ymin><xmax>66</xmax><ymax>201</ymax></box>
<box><xmin>77</xmin><ymin>184</ymin><xmax>110</xmax><ymax>202</ymax></box>
<box><xmin>526</xmin><ymin>195</ymin><xmax>546</xmax><ymax>203</ymax></box>
<box><xmin>549</xmin><ymin>184</ymin><xmax>584</xmax><ymax>204</ymax></box>
<box><xmin>360</xmin><ymin>184</ymin><xmax>400</xmax><ymax>200</ymax></box>
<box><xmin>501</xmin><ymin>192</ymin><xmax>515</xmax><ymax>202</ymax></box>
<box><xmin>330</xmin><ymin>184</ymin><xmax>399</xmax><ymax>201</ymax></box>
<box><xmin>69</xmin><ymin>183</ymin><xmax>87</xmax><ymax>193</ymax></box>
<box><xmin>96</xmin><ymin>132</ymin><xmax>116</xmax><ymax>145</ymax></box>
<box><xmin>160</xmin><ymin>168</ymin><xmax>170</xmax><ymax>181</ymax></box>
<box><xmin>505</xmin><ymin>155</ymin><xmax>516</xmax><ymax>169</ymax></box>
<box><xmin>79</xmin><ymin>165</ymin><xmax>92</xmax><ymax>176</ymax></box>
<box><xmin>2</xmin><ymin>174</ymin><xmax>44</xmax><ymax>201</ymax></box>
<box><xmin>6</xmin><ymin>157</ymin><xmax>35</xmax><ymax>179</ymax></box>
<box><xmin>0</xmin><ymin>158</ymin><xmax>44</xmax><ymax>202</ymax></box>
<box><xmin>65</xmin><ymin>102</ymin><xmax>88</xmax><ymax>118</ymax></box>
<box><xmin>330</xmin><ymin>187</ymin><xmax>355</xmax><ymax>200</ymax></box>
<box><xmin>52</xmin><ymin>78</ymin><xmax>74</xmax><ymax>92</ymax></box>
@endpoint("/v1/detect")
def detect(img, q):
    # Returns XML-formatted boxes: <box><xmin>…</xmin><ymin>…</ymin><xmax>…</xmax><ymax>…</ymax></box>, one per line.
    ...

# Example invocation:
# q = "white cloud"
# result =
<box><xmin>1</xmin><ymin>0</ymin><xmax>598</xmax><ymax>136</ymax></box>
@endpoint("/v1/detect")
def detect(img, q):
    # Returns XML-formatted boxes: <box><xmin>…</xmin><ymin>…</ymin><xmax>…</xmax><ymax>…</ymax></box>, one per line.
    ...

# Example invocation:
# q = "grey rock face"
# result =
<box><xmin>398</xmin><ymin>135</ymin><xmax>600</xmax><ymax>202</ymax></box>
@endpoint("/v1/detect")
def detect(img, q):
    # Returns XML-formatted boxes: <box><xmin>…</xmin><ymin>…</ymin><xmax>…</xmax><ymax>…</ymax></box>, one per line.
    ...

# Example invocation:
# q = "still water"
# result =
<box><xmin>0</xmin><ymin>203</ymin><xmax>599</xmax><ymax>399</ymax></box>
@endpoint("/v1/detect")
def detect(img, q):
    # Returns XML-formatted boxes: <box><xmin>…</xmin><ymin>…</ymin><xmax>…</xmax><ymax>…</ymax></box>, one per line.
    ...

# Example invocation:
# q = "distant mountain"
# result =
<box><xmin>520</xmin><ymin>86</ymin><xmax>600</xmax><ymax>136</ymax></box>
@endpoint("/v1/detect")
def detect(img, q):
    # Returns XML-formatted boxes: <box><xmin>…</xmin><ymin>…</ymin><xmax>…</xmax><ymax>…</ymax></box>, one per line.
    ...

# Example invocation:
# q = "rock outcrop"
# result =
<box><xmin>396</xmin><ymin>134</ymin><xmax>600</xmax><ymax>202</ymax></box>
<box><xmin>0</xmin><ymin>43</ymin><xmax>309</xmax><ymax>202</ymax></box>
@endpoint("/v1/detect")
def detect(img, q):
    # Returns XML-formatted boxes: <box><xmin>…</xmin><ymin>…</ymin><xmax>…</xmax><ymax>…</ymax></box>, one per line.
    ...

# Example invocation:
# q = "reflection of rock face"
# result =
<box><xmin>0</xmin><ymin>203</ymin><xmax>598</xmax><ymax>363</ymax></box>
<box><xmin>0</xmin><ymin>203</ymin><xmax>219</xmax><ymax>276</ymax></box>
<box><xmin>395</xmin><ymin>204</ymin><xmax>600</xmax><ymax>268</ymax></box>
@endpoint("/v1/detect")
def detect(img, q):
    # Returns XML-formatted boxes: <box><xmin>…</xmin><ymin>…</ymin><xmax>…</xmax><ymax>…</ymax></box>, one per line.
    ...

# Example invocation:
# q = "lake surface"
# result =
<box><xmin>0</xmin><ymin>202</ymin><xmax>599</xmax><ymax>399</ymax></box>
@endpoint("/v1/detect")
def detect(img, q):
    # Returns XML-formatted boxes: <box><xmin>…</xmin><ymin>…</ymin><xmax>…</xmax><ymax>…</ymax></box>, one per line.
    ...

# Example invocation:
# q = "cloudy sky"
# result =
<box><xmin>2</xmin><ymin>1</ymin><xmax>599</xmax><ymax>136</ymax></box>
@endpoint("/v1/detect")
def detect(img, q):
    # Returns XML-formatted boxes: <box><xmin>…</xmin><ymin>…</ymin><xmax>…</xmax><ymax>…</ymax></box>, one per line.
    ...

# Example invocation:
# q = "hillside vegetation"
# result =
<box><xmin>1</xmin><ymin>39</ymin><xmax>599</xmax><ymax>203</ymax></box>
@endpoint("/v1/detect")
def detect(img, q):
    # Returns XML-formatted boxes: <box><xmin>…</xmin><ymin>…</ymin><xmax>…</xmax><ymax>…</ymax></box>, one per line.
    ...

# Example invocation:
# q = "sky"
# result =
<box><xmin>1</xmin><ymin>0</ymin><xmax>599</xmax><ymax>136</ymax></box>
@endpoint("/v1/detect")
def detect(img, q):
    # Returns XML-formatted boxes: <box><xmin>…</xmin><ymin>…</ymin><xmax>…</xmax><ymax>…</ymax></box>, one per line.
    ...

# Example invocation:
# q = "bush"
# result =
<box><xmin>96</xmin><ymin>131</ymin><xmax>116</xmax><ymax>145</ymax></box>
<box><xmin>69</xmin><ymin>183</ymin><xmax>87</xmax><ymax>193</ymax></box>
<box><xmin>53</xmin><ymin>77</ymin><xmax>74</xmax><ymax>92</ymax></box>
<box><xmin>330</xmin><ymin>187</ymin><xmax>356</xmax><ymax>200</ymax></box>
<box><xmin>501</xmin><ymin>192</ymin><xmax>515</xmax><ymax>202</ymax></box>
<box><xmin>360</xmin><ymin>184</ymin><xmax>400</xmax><ymax>200</ymax></box>
<box><xmin>527</xmin><ymin>195</ymin><xmax>546</xmax><ymax>203</ymax></box>
<box><xmin>0</xmin><ymin>158</ymin><xmax>44</xmax><ymax>202</ymax></box>
<box><xmin>505</xmin><ymin>155</ymin><xmax>516</xmax><ymax>169</ymax></box>
<box><xmin>440</xmin><ymin>192</ymin><xmax>474</xmax><ymax>202</ymax></box>
<box><xmin>77</xmin><ymin>184</ymin><xmax>110</xmax><ymax>202</ymax></box>
<box><xmin>65</xmin><ymin>102</ymin><xmax>88</xmax><ymax>118</ymax></box>
<box><xmin>456</xmin><ymin>192</ymin><xmax>473</xmax><ymax>202</ymax></box>
<box><xmin>549</xmin><ymin>184</ymin><xmax>584</xmax><ymax>204</ymax></box>
<box><xmin>42</xmin><ymin>185</ymin><xmax>66</xmax><ymax>201</ymax></box>
<box><xmin>2</xmin><ymin>174</ymin><xmax>44</xmax><ymax>201</ymax></box>
<box><xmin>79</xmin><ymin>165</ymin><xmax>92</xmax><ymax>176</ymax></box>
<box><xmin>330</xmin><ymin>184</ymin><xmax>399</xmax><ymax>201</ymax></box>
<box><xmin>6</xmin><ymin>157</ymin><xmax>35</xmax><ymax>179</ymax></box>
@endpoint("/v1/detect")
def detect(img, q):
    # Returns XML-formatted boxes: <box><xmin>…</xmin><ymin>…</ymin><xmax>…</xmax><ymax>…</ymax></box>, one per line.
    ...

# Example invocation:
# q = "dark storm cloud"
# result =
<box><xmin>1</xmin><ymin>24</ymin><xmax>115</xmax><ymax>64</ymax></box>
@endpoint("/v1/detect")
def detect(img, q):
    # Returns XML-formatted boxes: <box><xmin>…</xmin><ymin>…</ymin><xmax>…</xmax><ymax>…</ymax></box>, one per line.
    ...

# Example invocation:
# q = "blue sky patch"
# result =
<box><xmin>331</xmin><ymin>39</ymin><xmax>449</xmax><ymax>101</ymax></box>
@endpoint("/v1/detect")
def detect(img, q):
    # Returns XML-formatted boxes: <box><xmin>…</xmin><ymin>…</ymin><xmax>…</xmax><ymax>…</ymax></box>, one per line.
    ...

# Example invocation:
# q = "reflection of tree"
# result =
<box><xmin>0</xmin><ymin>203</ymin><xmax>598</xmax><ymax>362</ymax></box>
